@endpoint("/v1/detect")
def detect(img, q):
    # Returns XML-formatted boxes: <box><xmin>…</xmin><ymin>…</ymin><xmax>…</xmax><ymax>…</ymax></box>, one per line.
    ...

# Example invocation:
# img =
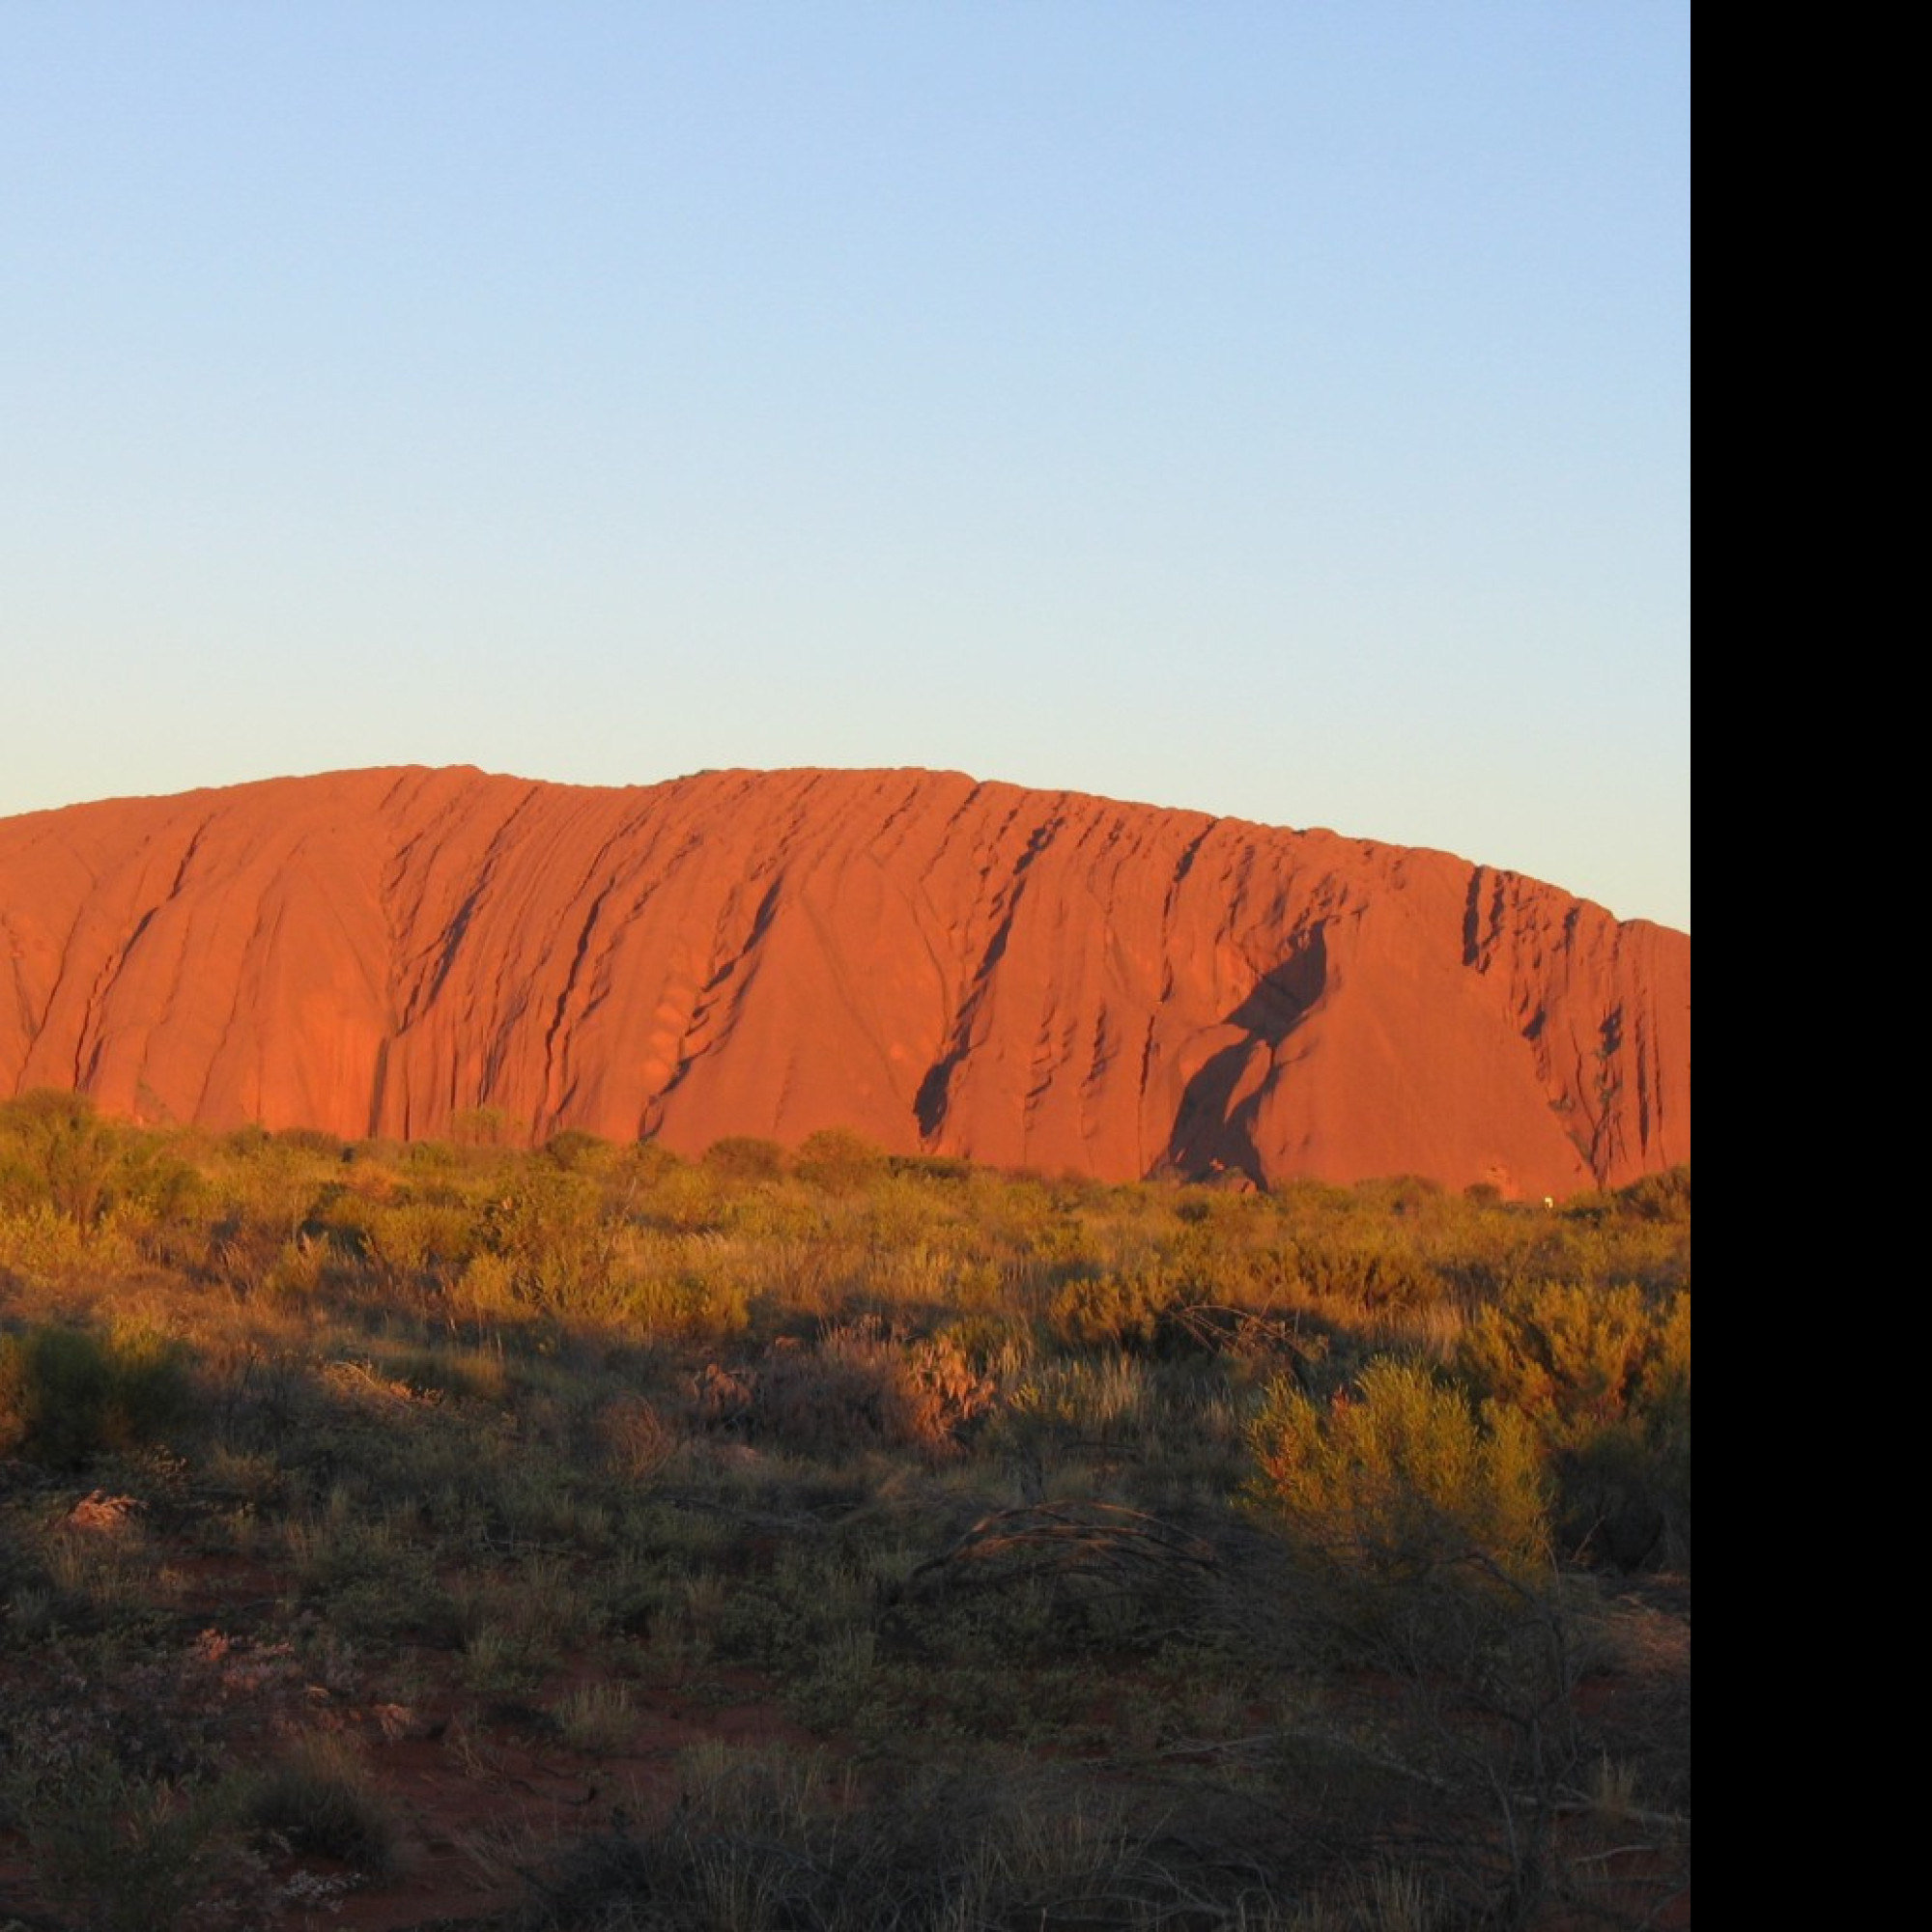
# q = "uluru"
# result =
<box><xmin>0</xmin><ymin>766</ymin><xmax>1687</xmax><ymax>1198</ymax></box>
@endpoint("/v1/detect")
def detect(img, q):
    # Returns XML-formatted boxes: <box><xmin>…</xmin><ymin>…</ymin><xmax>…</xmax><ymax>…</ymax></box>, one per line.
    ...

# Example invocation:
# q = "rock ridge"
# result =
<box><xmin>0</xmin><ymin>766</ymin><xmax>1690</xmax><ymax>1196</ymax></box>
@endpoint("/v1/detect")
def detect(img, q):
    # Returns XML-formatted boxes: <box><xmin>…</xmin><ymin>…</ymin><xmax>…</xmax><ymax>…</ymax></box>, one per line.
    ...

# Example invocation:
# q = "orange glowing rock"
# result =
<box><xmin>0</xmin><ymin>767</ymin><xmax>1688</xmax><ymax>1196</ymax></box>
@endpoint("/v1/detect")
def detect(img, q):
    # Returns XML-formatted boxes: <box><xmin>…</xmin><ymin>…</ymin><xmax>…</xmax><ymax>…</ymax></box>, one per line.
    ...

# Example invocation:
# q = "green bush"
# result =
<box><xmin>1046</xmin><ymin>1266</ymin><xmax>1179</xmax><ymax>1350</ymax></box>
<box><xmin>543</xmin><ymin>1126</ymin><xmax>611</xmax><ymax>1172</ymax></box>
<box><xmin>703</xmin><ymin>1135</ymin><xmax>788</xmax><ymax>1182</ymax></box>
<box><xmin>6</xmin><ymin>1746</ymin><xmax>244</xmax><ymax>1932</ymax></box>
<box><xmin>1457</xmin><ymin>1282</ymin><xmax>1652</xmax><ymax>1444</ymax></box>
<box><xmin>1245</xmin><ymin>1356</ymin><xmax>1550</xmax><ymax>1587</ymax></box>
<box><xmin>0</xmin><ymin>1321</ymin><xmax>194</xmax><ymax>1466</ymax></box>
<box><xmin>477</xmin><ymin>1167</ymin><xmax>619</xmax><ymax>1313</ymax></box>
<box><xmin>0</xmin><ymin>1090</ymin><xmax>123</xmax><ymax>1226</ymax></box>
<box><xmin>1290</xmin><ymin>1231</ymin><xmax>1442</xmax><ymax>1312</ymax></box>
<box><xmin>1458</xmin><ymin>1284</ymin><xmax>1690</xmax><ymax>1568</ymax></box>
<box><xmin>793</xmin><ymin>1126</ymin><xmax>889</xmax><ymax>1196</ymax></box>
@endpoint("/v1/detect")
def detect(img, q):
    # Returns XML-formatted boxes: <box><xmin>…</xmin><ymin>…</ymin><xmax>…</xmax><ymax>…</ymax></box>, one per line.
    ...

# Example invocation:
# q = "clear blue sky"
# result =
<box><xmin>2</xmin><ymin>4</ymin><xmax>1689</xmax><ymax>929</ymax></box>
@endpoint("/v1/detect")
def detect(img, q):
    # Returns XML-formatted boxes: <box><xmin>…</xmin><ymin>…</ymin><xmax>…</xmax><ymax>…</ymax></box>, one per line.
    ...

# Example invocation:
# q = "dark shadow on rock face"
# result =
<box><xmin>1163</xmin><ymin>923</ymin><xmax>1329</xmax><ymax>1184</ymax></box>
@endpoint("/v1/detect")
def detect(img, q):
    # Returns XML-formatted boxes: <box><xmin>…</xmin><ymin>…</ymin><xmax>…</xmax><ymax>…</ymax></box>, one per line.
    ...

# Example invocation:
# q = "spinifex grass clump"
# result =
<box><xmin>243</xmin><ymin>1729</ymin><xmax>395</xmax><ymax>1873</ymax></box>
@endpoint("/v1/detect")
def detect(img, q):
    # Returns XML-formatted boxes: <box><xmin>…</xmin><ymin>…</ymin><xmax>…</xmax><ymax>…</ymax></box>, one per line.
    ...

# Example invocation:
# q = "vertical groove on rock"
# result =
<box><xmin>916</xmin><ymin>813</ymin><xmax>1061</xmax><ymax>1143</ymax></box>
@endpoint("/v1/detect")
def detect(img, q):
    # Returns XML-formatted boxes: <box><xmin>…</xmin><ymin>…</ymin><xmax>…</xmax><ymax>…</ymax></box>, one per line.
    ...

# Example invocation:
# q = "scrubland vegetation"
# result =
<box><xmin>0</xmin><ymin>1094</ymin><xmax>1689</xmax><ymax>1929</ymax></box>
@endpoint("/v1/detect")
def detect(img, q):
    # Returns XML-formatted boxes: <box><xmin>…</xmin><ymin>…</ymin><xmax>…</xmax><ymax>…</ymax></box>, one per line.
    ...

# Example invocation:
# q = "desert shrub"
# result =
<box><xmin>5</xmin><ymin>1745</ymin><xmax>248</xmax><ymax>1932</ymax></box>
<box><xmin>1355</xmin><ymin>1173</ymin><xmax>1449</xmax><ymax>1216</ymax></box>
<box><xmin>719</xmin><ymin>1182</ymin><xmax>830</xmax><ymax>1249</ymax></box>
<box><xmin>1244</xmin><ymin>1357</ymin><xmax>1593</xmax><ymax>1919</ymax></box>
<box><xmin>445</xmin><ymin>1104</ymin><xmax>511</xmax><ymax>1147</ymax></box>
<box><xmin>0</xmin><ymin>1089</ymin><xmax>125</xmax><ymax>1226</ymax></box>
<box><xmin>524</xmin><ymin>1747</ymin><xmax>1298</xmax><ymax>1932</ymax></box>
<box><xmin>850</xmin><ymin>1231</ymin><xmax>964</xmax><ymax>1309</ymax></box>
<box><xmin>1026</xmin><ymin>1214</ymin><xmax>1106</xmax><ymax>1284</ymax></box>
<box><xmin>0</xmin><ymin>1201</ymin><xmax>99</xmax><ymax>1277</ymax></box>
<box><xmin>356</xmin><ymin>1196</ymin><xmax>473</xmax><ymax>1297</ymax></box>
<box><xmin>597</xmin><ymin>1393</ymin><xmax>681</xmax><ymax>1480</ymax></box>
<box><xmin>1458</xmin><ymin>1284</ymin><xmax>1690</xmax><ymax>1568</ymax></box>
<box><xmin>1046</xmin><ymin>1266</ymin><xmax>1179</xmax><ymax>1350</ymax></box>
<box><xmin>888</xmin><ymin>1330</ymin><xmax>1000</xmax><ymax>1453</ymax></box>
<box><xmin>1151</xmin><ymin>1301</ymin><xmax>1331</xmax><ymax>1407</ymax></box>
<box><xmin>383</xmin><ymin>1341</ymin><xmax>510</xmax><ymax>1406</ymax></box>
<box><xmin>555</xmin><ymin>1680</ymin><xmax>637</xmax><ymax>1752</ymax></box>
<box><xmin>206</xmin><ymin>1140</ymin><xmax>332</xmax><ymax>1248</ymax></box>
<box><xmin>746</xmin><ymin>1329</ymin><xmax>889</xmax><ymax>1456</ymax></box>
<box><xmin>244</xmin><ymin>1730</ymin><xmax>394</xmax><ymax>1872</ymax></box>
<box><xmin>110</xmin><ymin>1139</ymin><xmax>208</xmax><ymax>1233</ymax></box>
<box><xmin>611</xmin><ymin>1136</ymin><xmax>686</xmax><ymax>1185</ymax></box>
<box><xmin>1520</xmin><ymin>1212</ymin><xmax>1689</xmax><ymax>1300</ymax></box>
<box><xmin>475</xmin><ymin>1166</ymin><xmax>626</xmax><ymax>1314</ymax></box>
<box><xmin>1245</xmin><ymin>1357</ymin><xmax>1550</xmax><ymax>1589</ymax></box>
<box><xmin>794</xmin><ymin>1126</ymin><xmax>890</xmax><ymax>1196</ymax></box>
<box><xmin>703</xmin><ymin>1135</ymin><xmax>788</xmax><ymax>1182</ymax></box>
<box><xmin>617</xmin><ymin>1260</ymin><xmax>753</xmax><ymax>1341</ymax></box>
<box><xmin>1617</xmin><ymin>1163</ymin><xmax>1691</xmax><ymax>1221</ymax></box>
<box><xmin>1589</xmin><ymin>1289</ymin><xmax>1690</xmax><ymax>1568</ymax></box>
<box><xmin>1457</xmin><ymin>1283</ymin><xmax>1653</xmax><ymax>1444</ymax></box>
<box><xmin>444</xmin><ymin>1247</ymin><xmax>519</xmax><ymax>1323</ymax></box>
<box><xmin>543</xmin><ymin>1126</ymin><xmax>611</xmax><ymax>1172</ymax></box>
<box><xmin>1271</xmin><ymin>1175</ymin><xmax>1359</xmax><ymax>1218</ymax></box>
<box><xmin>639</xmin><ymin>1160</ymin><xmax>726</xmax><ymax>1233</ymax></box>
<box><xmin>982</xmin><ymin>1354</ymin><xmax>1161</xmax><ymax>1487</ymax></box>
<box><xmin>714</xmin><ymin>1321</ymin><xmax>997</xmax><ymax>1461</ymax></box>
<box><xmin>1290</xmin><ymin>1233</ymin><xmax>1442</xmax><ymax>1313</ymax></box>
<box><xmin>1548</xmin><ymin>1419</ymin><xmax>1677</xmax><ymax>1571</ymax></box>
<box><xmin>0</xmin><ymin>1321</ymin><xmax>194</xmax><ymax>1466</ymax></box>
<box><xmin>252</xmin><ymin>1230</ymin><xmax>327</xmax><ymax>1306</ymax></box>
<box><xmin>890</xmin><ymin>1151</ymin><xmax>974</xmax><ymax>1183</ymax></box>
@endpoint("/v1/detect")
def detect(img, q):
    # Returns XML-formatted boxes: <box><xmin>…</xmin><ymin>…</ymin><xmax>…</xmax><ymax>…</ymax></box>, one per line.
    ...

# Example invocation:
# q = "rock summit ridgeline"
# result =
<box><xmin>0</xmin><ymin>767</ymin><xmax>1687</xmax><ymax>1196</ymax></box>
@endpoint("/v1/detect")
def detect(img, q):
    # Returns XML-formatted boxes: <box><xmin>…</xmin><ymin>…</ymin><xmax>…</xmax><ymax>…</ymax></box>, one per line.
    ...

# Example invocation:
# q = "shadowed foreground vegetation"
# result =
<box><xmin>0</xmin><ymin>1097</ymin><xmax>1689</xmax><ymax>1929</ymax></box>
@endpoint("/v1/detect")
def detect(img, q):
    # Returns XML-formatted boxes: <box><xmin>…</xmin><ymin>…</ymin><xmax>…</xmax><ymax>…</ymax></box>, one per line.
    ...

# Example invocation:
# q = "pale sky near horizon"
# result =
<box><xmin>2</xmin><ymin>4</ymin><xmax>1690</xmax><ymax>930</ymax></box>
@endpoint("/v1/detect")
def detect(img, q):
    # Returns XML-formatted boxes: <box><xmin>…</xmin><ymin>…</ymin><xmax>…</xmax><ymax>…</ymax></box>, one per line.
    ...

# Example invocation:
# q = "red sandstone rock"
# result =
<box><xmin>0</xmin><ymin>767</ymin><xmax>1689</xmax><ymax>1196</ymax></box>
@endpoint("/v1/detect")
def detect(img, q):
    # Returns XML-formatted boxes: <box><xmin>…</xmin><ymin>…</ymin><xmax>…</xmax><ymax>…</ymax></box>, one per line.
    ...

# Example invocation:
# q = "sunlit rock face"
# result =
<box><xmin>0</xmin><ymin>767</ymin><xmax>1688</xmax><ymax>1196</ymax></box>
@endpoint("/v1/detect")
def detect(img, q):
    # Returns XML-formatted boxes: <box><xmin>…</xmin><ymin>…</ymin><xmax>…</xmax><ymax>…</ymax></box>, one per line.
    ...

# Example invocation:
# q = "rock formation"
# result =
<box><xmin>0</xmin><ymin>767</ymin><xmax>1689</xmax><ymax>1196</ymax></box>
